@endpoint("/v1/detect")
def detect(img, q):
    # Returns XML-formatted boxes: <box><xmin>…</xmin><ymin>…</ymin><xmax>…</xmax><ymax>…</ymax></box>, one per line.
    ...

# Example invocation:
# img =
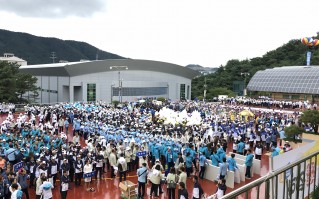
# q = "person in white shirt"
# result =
<box><xmin>10</xmin><ymin>183</ymin><xmax>21</xmax><ymax>199</ymax></box>
<box><xmin>73</xmin><ymin>132</ymin><xmax>80</xmax><ymax>145</ymax></box>
<box><xmin>39</xmin><ymin>180</ymin><xmax>53</xmax><ymax>199</ymax></box>
<box><xmin>83</xmin><ymin>160</ymin><xmax>93</xmax><ymax>190</ymax></box>
<box><xmin>192</xmin><ymin>176</ymin><xmax>204</xmax><ymax>199</ymax></box>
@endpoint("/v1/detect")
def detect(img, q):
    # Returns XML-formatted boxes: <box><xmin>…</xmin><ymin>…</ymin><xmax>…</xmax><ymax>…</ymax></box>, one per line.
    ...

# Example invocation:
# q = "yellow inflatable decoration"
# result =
<box><xmin>239</xmin><ymin>110</ymin><xmax>254</xmax><ymax>121</ymax></box>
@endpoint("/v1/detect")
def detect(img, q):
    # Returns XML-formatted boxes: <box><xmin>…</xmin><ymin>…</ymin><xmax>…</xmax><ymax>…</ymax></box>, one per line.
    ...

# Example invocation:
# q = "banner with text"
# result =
<box><xmin>270</xmin><ymin>140</ymin><xmax>319</xmax><ymax>199</ymax></box>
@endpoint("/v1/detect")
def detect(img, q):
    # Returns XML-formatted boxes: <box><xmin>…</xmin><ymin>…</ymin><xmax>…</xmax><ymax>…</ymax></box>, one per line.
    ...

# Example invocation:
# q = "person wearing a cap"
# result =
<box><xmin>124</xmin><ymin>146</ymin><xmax>132</xmax><ymax>172</ymax></box>
<box><xmin>39</xmin><ymin>160</ymin><xmax>49</xmax><ymax>177</ymax></box>
<box><xmin>48</xmin><ymin>157</ymin><xmax>58</xmax><ymax>187</ymax></box>
<box><xmin>35</xmin><ymin>172</ymin><xmax>46</xmax><ymax>199</ymax></box>
<box><xmin>117</xmin><ymin>153</ymin><xmax>127</xmax><ymax>182</ymax></box>
<box><xmin>109</xmin><ymin>148</ymin><xmax>117</xmax><ymax>178</ymax></box>
<box><xmin>60</xmin><ymin>159</ymin><xmax>70</xmax><ymax>177</ymax></box>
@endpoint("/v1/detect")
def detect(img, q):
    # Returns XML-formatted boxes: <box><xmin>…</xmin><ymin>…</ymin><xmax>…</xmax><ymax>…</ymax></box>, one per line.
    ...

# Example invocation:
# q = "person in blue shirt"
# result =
<box><xmin>219</xmin><ymin>157</ymin><xmax>228</xmax><ymax>180</ymax></box>
<box><xmin>271</xmin><ymin>146</ymin><xmax>279</xmax><ymax>157</ymax></box>
<box><xmin>245</xmin><ymin>149</ymin><xmax>254</xmax><ymax>179</ymax></box>
<box><xmin>189</xmin><ymin>144</ymin><xmax>197</xmax><ymax>170</ymax></box>
<box><xmin>137</xmin><ymin>163</ymin><xmax>148</xmax><ymax>198</ymax></box>
<box><xmin>210</xmin><ymin>150</ymin><xmax>220</xmax><ymax>167</ymax></box>
<box><xmin>271</xmin><ymin>132</ymin><xmax>277</xmax><ymax>147</ymax></box>
<box><xmin>4</xmin><ymin>144</ymin><xmax>19</xmax><ymax>165</ymax></box>
<box><xmin>199</xmin><ymin>152</ymin><xmax>206</xmax><ymax>179</ymax></box>
<box><xmin>237</xmin><ymin>140</ymin><xmax>245</xmax><ymax>155</ymax></box>
<box><xmin>185</xmin><ymin>152</ymin><xmax>193</xmax><ymax>177</ymax></box>
<box><xmin>64</xmin><ymin>119</ymin><xmax>69</xmax><ymax>134</ymax></box>
<box><xmin>216</xmin><ymin>146</ymin><xmax>226</xmax><ymax>164</ymax></box>
<box><xmin>265</xmin><ymin>134</ymin><xmax>271</xmax><ymax>151</ymax></box>
<box><xmin>165</xmin><ymin>147</ymin><xmax>174</xmax><ymax>174</ymax></box>
<box><xmin>227</xmin><ymin>153</ymin><xmax>238</xmax><ymax>171</ymax></box>
<box><xmin>279</xmin><ymin>129</ymin><xmax>286</xmax><ymax>146</ymax></box>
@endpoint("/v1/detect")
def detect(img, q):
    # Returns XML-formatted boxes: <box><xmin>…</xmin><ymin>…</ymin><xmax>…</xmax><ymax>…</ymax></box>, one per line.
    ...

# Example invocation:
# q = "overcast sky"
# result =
<box><xmin>0</xmin><ymin>0</ymin><xmax>319</xmax><ymax>67</ymax></box>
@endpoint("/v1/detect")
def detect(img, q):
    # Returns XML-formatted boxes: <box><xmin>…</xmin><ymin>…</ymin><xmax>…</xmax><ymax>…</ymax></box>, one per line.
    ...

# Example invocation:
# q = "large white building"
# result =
<box><xmin>0</xmin><ymin>53</ymin><xmax>27</xmax><ymax>66</ymax></box>
<box><xmin>19</xmin><ymin>59</ymin><xmax>199</xmax><ymax>104</ymax></box>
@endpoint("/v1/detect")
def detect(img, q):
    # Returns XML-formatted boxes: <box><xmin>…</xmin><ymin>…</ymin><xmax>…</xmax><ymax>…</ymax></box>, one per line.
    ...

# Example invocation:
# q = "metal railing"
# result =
<box><xmin>206</xmin><ymin>150</ymin><xmax>319</xmax><ymax>199</ymax></box>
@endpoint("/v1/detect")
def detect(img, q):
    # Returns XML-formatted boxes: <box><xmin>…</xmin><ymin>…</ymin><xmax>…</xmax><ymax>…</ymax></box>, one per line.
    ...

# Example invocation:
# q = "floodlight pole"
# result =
<box><xmin>203</xmin><ymin>77</ymin><xmax>207</xmax><ymax>102</ymax></box>
<box><xmin>241</xmin><ymin>72</ymin><xmax>250</xmax><ymax>96</ymax></box>
<box><xmin>110</xmin><ymin>66</ymin><xmax>128</xmax><ymax>103</ymax></box>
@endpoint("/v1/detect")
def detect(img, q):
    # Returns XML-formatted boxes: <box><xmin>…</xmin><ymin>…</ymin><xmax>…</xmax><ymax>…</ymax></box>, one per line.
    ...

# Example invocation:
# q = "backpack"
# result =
<box><xmin>118</xmin><ymin>163</ymin><xmax>123</xmax><ymax>172</ymax></box>
<box><xmin>167</xmin><ymin>174</ymin><xmax>178</xmax><ymax>189</ymax></box>
<box><xmin>167</xmin><ymin>180</ymin><xmax>176</xmax><ymax>189</ymax></box>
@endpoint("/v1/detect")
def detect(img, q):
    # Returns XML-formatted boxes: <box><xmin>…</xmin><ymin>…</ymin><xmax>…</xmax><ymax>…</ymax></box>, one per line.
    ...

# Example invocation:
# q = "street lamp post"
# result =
<box><xmin>241</xmin><ymin>72</ymin><xmax>250</xmax><ymax>96</ymax></box>
<box><xmin>110</xmin><ymin>66</ymin><xmax>128</xmax><ymax>103</ymax></box>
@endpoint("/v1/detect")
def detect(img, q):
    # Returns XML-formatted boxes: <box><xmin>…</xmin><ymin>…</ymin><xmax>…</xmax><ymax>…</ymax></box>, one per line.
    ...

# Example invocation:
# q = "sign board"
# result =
<box><xmin>13</xmin><ymin>162</ymin><xmax>24</xmax><ymax>172</ymax></box>
<box><xmin>83</xmin><ymin>171</ymin><xmax>95</xmax><ymax>178</ymax></box>
<box><xmin>137</xmin><ymin>151</ymin><xmax>147</xmax><ymax>157</ymax></box>
<box><xmin>270</xmin><ymin>140</ymin><xmax>319</xmax><ymax>199</ymax></box>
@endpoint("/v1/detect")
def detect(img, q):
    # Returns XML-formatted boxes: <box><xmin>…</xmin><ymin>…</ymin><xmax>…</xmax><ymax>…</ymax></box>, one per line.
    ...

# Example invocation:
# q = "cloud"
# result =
<box><xmin>0</xmin><ymin>0</ymin><xmax>106</xmax><ymax>18</ymax></box>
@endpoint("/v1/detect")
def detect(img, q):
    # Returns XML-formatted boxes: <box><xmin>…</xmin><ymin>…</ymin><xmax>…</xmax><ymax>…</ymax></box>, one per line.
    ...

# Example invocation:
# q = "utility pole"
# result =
<box><xmin>110</xmin><ymin>66</ymin><xmax>128</xmax><ymax>103</ymax></box>
<box><xmin>241</xmin><ymin>72</ymin><xmax>250</xmax><ymax>96</ymax></box>
<box><xmin>50</xmin><ymin>52</ymin><xmax>57</xmax><ymax>63</ymax></box>
<box><xmin>203</xmin><ymin>77</ymin><xmax>207</xmax><ymax>102</ymax></box>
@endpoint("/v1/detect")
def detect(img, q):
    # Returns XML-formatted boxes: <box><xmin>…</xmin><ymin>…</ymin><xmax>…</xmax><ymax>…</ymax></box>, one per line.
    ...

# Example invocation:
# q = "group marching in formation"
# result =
<box><xmin>0</xmin><ymin>99</ymin><xmax>305</xmax><ymax>199</ymax></box>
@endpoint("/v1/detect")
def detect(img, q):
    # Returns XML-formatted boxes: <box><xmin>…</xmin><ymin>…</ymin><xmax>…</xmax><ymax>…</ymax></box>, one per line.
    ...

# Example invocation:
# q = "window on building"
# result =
<box><xmin>112</xmin><ymin>87</ymin><xmax>167</xmax><ymax>96</ymax></box>
<box><xmin>180</xmin><ymin>84</ymin><xmax>185</xmax><ymax>100</ymax></box>
<box><xmin>292</xmin><ymin>95</ymin><xmax>300</xmax><ymax>100</ymax></box>
<box><xmin>87</xmin><ymin>83</ymin><xmax>96</xmax><ymax>102</ymax></box>
<box><xmin>187</xmin><ymin>85</ymin><xmax>190</xmax><ymax>99</ymax></box>
<box><xmin>282</xmin><ymin>94</ymin><xmax>291</xmax><ymax>99</ymax></box>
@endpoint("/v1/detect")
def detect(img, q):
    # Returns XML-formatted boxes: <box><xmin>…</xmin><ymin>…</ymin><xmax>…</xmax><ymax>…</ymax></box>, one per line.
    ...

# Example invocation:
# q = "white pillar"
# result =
<box><xmin>69</xmin><ymin>85</ymin><xmax>74</xmax><ymax>103</ymax></box>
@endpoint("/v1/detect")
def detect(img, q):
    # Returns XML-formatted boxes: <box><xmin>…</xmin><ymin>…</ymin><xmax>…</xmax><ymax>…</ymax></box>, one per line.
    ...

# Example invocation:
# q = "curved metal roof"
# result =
<box><xmin>247</xmin><ymin>66</ymin><xmax>319</xmax><ymax>94</ymax></box>
<box><xmin>20</xmin><ymin>59</ymin><xmax>200</xmax><ymax>79</ymax></box>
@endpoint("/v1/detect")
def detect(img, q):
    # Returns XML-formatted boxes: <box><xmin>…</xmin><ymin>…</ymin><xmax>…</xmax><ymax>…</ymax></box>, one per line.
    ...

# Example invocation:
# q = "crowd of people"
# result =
<box><xmin>223</xmin><ymin>96</ymin><xmax>318</xmax><ymax>110</ymax></box>
<box><xmin>0</xmin><ymin>99</ymin><xmax>305</xmax><ymax>199</ymax></box>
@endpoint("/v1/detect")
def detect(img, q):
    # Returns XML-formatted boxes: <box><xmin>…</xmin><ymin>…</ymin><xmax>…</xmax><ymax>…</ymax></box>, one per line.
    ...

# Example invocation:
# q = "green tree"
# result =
<box><xmin>0</xmin><ymin>61</ymin><xmax>38</xmax><ymax>103</ymax></box>
<box><xmin>283</xmin><ymin>125</ymin><xmax>305</xmax><ymax>143</ymax></box>
<box><xmin>16</xmin><ymin>73</ymin><xmax>39</xmax><ymax>103</ymax></box>
<box><xmin>207</xmin><ymin>87</ymin><xmax>236</xmax><ymax>99</ymax></box>
<box><xmin>112</xmin><ymin>100</ymin><xmax>120</xmax><ymax>107</ymax></box>
<box><xmin>157</xmin><ymin>97</ymin><xmax>166</xmax><ymax>102</ymax></box>
<box><xmin>191</xmin><ymin>36</ymin><xmax>319</xmax><ymax>99</ymax></box>
<box><xmin>301</xmin><ymin>110</ymin><xmax>319</xmax><ymax>133</ymax></box>
<box><xmin>0</xmin><ymin>61</ymin><xmax>19</xmax><ymax>102</ymax></box>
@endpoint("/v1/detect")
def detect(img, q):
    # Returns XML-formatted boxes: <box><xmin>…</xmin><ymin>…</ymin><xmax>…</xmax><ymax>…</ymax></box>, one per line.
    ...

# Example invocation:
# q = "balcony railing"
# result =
<box><xmin>206</xmin><ymin>150</ymin><xmax>319</xmax><ymax>199</ymax></box>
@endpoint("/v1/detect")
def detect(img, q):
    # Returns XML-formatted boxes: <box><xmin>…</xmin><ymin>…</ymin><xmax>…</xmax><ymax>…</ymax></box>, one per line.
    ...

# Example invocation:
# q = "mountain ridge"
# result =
<box><xmin>0</xmin><ymin>29</ymin><xmax>125</xmax><ymax>65</ymax></box>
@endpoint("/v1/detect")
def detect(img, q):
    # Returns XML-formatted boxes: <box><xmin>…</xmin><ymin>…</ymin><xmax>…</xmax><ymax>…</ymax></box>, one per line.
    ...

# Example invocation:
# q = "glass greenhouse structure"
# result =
<box><xmin>247</xmin><ymin>66</ymin><xmax>319</xmax><ymax>102</ymax></box>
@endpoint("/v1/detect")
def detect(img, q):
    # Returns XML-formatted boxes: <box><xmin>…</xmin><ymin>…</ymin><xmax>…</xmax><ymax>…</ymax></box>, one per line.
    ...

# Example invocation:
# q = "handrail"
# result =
<box><xmin>207</xmin><ymin>150</ymin><xmax>319</xmax><ymax>199</ymax></box>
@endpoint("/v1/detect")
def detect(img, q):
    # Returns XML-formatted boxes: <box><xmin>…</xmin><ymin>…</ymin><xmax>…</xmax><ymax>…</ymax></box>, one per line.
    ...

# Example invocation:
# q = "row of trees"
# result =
<box><xmin>0</xmin><ymin>61</ymin><xmax>38</xmax><ymax>103</ymax></box>
<box><xmin>284</xmin><ymin>110</ymin><xmax>319</xmax><ymax>141</ymax></box>
<box><xmin>192</xmin><ymin>37</ymin><xmax>319</xmax><ymax>99</ymax></box>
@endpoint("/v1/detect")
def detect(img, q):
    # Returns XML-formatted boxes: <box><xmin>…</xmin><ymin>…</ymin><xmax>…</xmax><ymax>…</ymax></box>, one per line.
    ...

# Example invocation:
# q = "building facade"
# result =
<box><xmin>0</xmin><ymin>53</ymin><xmax>27</xmax><ymax>66</ymax></box>
<box><xmin>20</xmin><ymin>59</ymin><xmax>199</xmax><ymax>104</ymax></box>
<box><xmin>247</xmin><ymin>66</ymin><xmax>319</xmax><ymax>102</ymax></box>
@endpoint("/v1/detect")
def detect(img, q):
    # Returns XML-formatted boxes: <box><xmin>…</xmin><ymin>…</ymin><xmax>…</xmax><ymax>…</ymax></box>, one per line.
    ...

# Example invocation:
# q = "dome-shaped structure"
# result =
<box><xmin>247</xmin><ymin>66</ymin><xmax>319</xmax><ymax>94</ymax></box>
<box><xmin>20</xmin><ymin>59</ymin><xmax>200</xmax><ymax>103</ymax></box>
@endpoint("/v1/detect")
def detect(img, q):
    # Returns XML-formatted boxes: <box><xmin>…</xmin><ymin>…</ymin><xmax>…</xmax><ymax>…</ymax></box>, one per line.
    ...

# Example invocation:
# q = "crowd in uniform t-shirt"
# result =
<box><xmin>0</xmin><ymin>99</ymin><xmax>307</xmax><ymax>199</ymax></box>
